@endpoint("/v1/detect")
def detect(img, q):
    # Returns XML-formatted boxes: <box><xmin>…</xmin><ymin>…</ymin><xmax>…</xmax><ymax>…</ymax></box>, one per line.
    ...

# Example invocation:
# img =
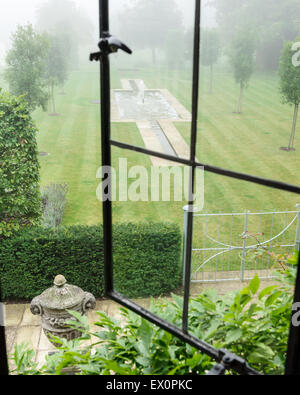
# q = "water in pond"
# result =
<box><xmin>114</xmin><ymin>80</ymin><xmax>178</xmax><ymax>157</ymax></box>
<box><xmin>114</xmin><ymin>90</ymin><xmax>178</xmax><ymax>120</ymax></box>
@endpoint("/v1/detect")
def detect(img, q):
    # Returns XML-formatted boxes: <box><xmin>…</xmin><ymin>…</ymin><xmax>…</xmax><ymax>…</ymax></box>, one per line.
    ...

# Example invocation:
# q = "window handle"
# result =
<box><xmin>90</xmin><ymin>35</ymin><xmax>132</xmax><ymax>62</ymax></box>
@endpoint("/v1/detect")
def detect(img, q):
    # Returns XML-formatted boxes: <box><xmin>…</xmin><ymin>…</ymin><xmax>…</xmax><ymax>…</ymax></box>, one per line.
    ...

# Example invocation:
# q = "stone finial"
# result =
<box><xmin>54</xmin><ymin>274</ymin><xmax>67</xmax><ymax>287</ymax></box>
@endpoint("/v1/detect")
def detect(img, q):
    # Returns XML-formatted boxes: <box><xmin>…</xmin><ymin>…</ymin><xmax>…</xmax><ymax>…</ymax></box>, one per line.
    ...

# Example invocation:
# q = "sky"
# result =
<box><xmin>0</xmin><ymin>0</ymin><xmax>216</xmax><ymax>65</ymax></box>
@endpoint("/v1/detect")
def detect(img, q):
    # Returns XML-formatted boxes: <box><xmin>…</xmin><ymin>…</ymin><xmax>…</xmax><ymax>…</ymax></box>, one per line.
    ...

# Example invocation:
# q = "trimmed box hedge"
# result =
<box><xmin>0</xmin><ymin>223</ymin><xmax>182</xmax><ymax>301</ymax></box>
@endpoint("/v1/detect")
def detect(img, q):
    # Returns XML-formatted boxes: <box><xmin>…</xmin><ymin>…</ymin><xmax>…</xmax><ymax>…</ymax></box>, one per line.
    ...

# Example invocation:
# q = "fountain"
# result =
<box><xmin>114</xmin><ymin>79</ymin><xmax>178</xmax><ymax>157</ymax></box>
<box><xmin>138</xmin><ymin>80</ymin><xmax>146</xmax><ymax>104</ymax></box>
<box><xmin>114</xmin><ymin>80</ymin><xmax>178</xmax><ymax>121</ymax></box>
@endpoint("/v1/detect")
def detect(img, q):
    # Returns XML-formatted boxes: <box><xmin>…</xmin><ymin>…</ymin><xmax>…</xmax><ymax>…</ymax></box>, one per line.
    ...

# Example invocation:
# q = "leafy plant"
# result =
<box><xmin>10</xmin><ymin>253</ymin><xmax>298</xmax><ymax>375</ymax></box>
<box><xmin>41</xmin><ymin>183</ymin><xmax>68</xmax><ymax>228</ymax></box>
<box><xmin>0</xmin><ymin>90</ymin><xmax>42</xmax><ymax>237</ymax></box>
<box><xmin>4</xmin><ymin>24</ymin><xmax>50</xmax><ymax>112</ymax></box>
<box><xmin>228</xmin><ymin>27</ymin><xmax>256</xmax><ymax>113</ymax></box>
<box><xmin>201</xmin><ymin>28</ymin><xmax>221</xmax><ymax>94</ymax></box>
<box><xmin>278</xmin><ymin>38</ymin><xmax>300</xmax><ymax>150</ymax></box>
<box><xmin>44</xmin><ymin>34</ymin><xmax>68</xmax><ymax>114</ymax></box>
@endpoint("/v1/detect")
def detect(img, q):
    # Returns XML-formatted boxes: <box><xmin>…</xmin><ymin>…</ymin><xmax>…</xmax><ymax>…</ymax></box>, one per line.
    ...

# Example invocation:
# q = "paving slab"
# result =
<box><xmin>38</xmin><ymin>330</ymin><xmax>57</xmax><ymax>352</ymax></box>
<box><xmin>136</xmin><ymin>121</ymin><xmax>175</xmax><ymax>167</ymax></box>
<box><xmin>160</xmin><ymin>89</ymin><xmax>191</xmax><ymax>120</ymax></box>
<box><xmin>158</xmin><ymin>120</ymin><xmax>190</xmax><ymax>159</ymax></box>
<box><xmin>4</xmin><ymin>327</ymin><xmax>17</xmax><ymax>354</ymax></box>
<box><xmin>15</xmin><ymin>326</ymin><xmax>41</xmax><ymax>351</ymax></box>
<box><xmin>21</xmin><ymin>305</ymin><xmax>41</xmax><ymax>326</ymax></box>
<box><xmin>5</xmin><ymin>304</ymin><xmax>25</xmax><ymax>327</ymax></box>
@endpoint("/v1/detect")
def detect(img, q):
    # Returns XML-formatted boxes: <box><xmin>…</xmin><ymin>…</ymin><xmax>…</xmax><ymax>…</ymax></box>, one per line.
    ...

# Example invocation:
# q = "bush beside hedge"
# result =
<box><xmin>0</xmin><ymin>223</ymin><xmax>182</xmax><ymax>301</ymax></box>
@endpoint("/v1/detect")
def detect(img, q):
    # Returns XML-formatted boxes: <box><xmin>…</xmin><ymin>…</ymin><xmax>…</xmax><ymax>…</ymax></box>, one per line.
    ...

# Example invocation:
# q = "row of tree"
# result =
<box><xmin>201</xmin><ymin>25</ymin><xmax>300</xmax><ymax>150</ymax></box>
<box><xmin>3</xmin><ymin>0</ymin><xmax>94</xmax><ymax>113</ymax></box>
<box><xmin>213</xmin><ymin>0</ymin><xmax>300</xmax><ymax>71</ymax></box>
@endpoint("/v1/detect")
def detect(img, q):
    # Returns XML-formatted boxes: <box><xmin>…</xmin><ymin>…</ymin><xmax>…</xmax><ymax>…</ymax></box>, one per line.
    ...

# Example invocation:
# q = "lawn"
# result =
<box><xmin>32</xmin><ymin>63</ymin><xmax>299</xmax><ymax>217</ymax></box>
<box><xmin>4</xmin><ymin>61</ymin><xmax>299</xmax><ymax>273</ymax></box>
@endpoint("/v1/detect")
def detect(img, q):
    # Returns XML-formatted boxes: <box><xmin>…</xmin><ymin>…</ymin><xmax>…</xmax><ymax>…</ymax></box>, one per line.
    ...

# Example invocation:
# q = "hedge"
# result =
<box><xmin>0</xmin><ymin>91</ymin><xmax>41</xmax><ymax>237</ymax></box>
<box><xmin>0</xmin><ymin>223</ymin><xmax>182</xmax><ymax>301</ymax></box>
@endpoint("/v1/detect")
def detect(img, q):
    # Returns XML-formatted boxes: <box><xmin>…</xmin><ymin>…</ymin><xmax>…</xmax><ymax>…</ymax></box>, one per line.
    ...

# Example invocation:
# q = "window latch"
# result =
<box><xmin>207</xmin><ymin>348</ymin><xmax>258</xmax><ymax>375</ymax></box>
<box><xmin>90</xmin><ymin>34</ymin><xmax>132</xmax><ymax>62</ymax></box>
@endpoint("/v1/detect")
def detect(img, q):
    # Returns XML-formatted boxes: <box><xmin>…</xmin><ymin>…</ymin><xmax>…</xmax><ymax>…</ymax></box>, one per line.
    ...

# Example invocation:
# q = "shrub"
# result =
<box><xmin>0</xmin><ymin>223</ymin><xmax>182</xmax><ymax>301</ymax></box>
<box><xmin>41</xmin><ymin>183</ymin><xmax>68</xmax><ymax>228</ymax></box>
<box><xmin>0</xmin><ymin>91</ymin><xmax>41</xmax><ymax>237</ymax></box>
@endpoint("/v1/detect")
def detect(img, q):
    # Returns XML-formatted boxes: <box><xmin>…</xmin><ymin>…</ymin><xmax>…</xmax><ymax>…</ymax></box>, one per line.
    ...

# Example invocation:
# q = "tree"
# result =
<box><xmin>201</xmin><ymin>28</ymin><xmax>221</xmax><ymax>94</ymax></box>
<box><xmin>36</xmin><ymin>0</ymin><xmax>94</xmax><ymax>69</ymax></box>
<box><xmin>278</xmin><ymin>40</ymin><xmax>300</xmax><ymax>151</ymax></box>
<box><xmin>118</xmin><ymin>0</ymin><xmax>183</xmax><ymax>65</ymax></box>
<box><xmin>4</xmin><ymin>24</ymin><xmax>50</xmax><ymax>112</ymax></box>
<box><xmin>45</xmin><ymin>34</ymin><xmax>68</xmax><ymax>114</ymax></box>
<box><xmin>0</xmin><ymin>91</ymin><xmax>41</xmax><ymax>237</ymax></box>
<box><xmin>164</xmin><ymin>29</ymin><xmax>185</xmax><ymax>69</ymax></box>
<box><xmin>229</xmin><ymin>29</ymin><xmax>256</xmax><ymax>114</ymax></box>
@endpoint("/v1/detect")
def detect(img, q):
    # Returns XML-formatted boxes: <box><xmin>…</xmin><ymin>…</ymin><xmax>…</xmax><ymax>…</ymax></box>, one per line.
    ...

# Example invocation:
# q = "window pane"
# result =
<box><xmin>193</xmin><ymin>0</ymin><xmax>300</xmax><ymax>187</ymax></box>
<box><xmin>109</xmin><ymin>0</ymin><xmax>194</xmax><ymax>160</ymax></box>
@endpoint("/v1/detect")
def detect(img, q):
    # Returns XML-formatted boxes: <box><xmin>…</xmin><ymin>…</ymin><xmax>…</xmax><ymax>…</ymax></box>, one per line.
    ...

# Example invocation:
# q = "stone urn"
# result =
<box><xmin>30</xmin><ymin>275</ymin><xmax>96</xmax><ymax>347</ymax></box>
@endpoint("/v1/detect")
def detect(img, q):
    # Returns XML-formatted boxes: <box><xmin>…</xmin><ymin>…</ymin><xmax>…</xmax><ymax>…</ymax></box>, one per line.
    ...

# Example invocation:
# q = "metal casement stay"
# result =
<box><xmin>109</xmin><ymin>291</ymin><xmax>259</xmax><ymax>375</ymax></box>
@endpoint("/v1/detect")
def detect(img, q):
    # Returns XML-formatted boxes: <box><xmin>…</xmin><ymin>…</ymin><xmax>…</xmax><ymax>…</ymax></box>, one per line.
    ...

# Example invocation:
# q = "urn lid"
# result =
<box><xmin>35</xmin><ymin>275</ymin><xmax>87</xmax><ymax>310</ymax></box>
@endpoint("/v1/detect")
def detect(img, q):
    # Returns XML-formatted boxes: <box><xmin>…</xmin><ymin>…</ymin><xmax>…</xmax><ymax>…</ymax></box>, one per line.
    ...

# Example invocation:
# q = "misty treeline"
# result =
<box><xmin>117</xmin><ymin>0</ymin><xmax>300</xmax><ymax>71</ymax></box>
<box><xmin>4</xmin><ymin>0</ymin><xmax>94</xmax><ymax>112</ymax></box>
<box><xmin>3</xmin><ymin>0</ymin><xmax>300</xmax><ymax>118</ymax></box>
<box><xmin>214</xmin><ymin>0</ymin><xmax>300</xmax><ymax>71</ymax></box>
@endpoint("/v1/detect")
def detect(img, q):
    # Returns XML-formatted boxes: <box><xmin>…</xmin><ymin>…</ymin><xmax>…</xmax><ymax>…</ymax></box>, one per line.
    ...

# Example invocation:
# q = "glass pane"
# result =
<box><xmin>192</xmin><ymin>171</ymin><xmax>299</xmax><ymax>284</ymax></box>
<box><xmin>0</xmin><ymin>0</ymin><xmax>102</xmax><ymax>372</ymax></box>
<box><xmin>190</xmin><ymin>0</ymin><xmax>300</xmax><ymax>187</ymax></box>
<box><xmin>110</xmin><ymin>146</ymin><xmax>198</xmax><ymax>329</ymax></box>
<box><xmin>109</xmin><ymin>0</ymin><xmax>194</xmax><ymax>162</ymax></box>
<box><xmin>188</xmin><ymin>173</ymin><xmax>297</xmax><ymax>375</ymax></box>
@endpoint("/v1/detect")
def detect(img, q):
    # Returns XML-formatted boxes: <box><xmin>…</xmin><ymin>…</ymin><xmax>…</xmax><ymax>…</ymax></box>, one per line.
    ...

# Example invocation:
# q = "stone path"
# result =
<box><xmin>111</xmin><ymin>79</ymin><xmax>192</xmax><ymax>167</ymax></box>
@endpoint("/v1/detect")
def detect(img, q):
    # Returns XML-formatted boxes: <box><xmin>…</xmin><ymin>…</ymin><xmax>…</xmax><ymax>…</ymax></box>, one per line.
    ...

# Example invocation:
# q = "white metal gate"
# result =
<box><xmin>183</xmin><ymin>205</ymin><xmax>300</xmax><ymax>283</ymax></box>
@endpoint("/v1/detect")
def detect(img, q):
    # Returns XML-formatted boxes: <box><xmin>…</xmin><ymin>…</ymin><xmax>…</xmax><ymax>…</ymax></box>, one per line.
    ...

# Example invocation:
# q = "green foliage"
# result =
<box><xmin>214</xmin><ymin>0</ymin><xmax>300</xmax><ymax>70</ymax></box>
<box><xmin>229</xmin><ymin>28</ymin><xmax>256</xmax><ymax>88</ymax></box>
<box><xmin>0</xmin><ymin>223</ymin><xmax>182</xmax><ymax>301</ymax></box>
<box><xmin>36</xmin><ymin>0</ymin><xmax>94</xmax><ymax>69</ymax></box>
<box><xmin>201</xmin><ymin>28</ymin><xmax>221</xmax><ymax>68</ymax></box>
<box><xmin>164</xmin><ymin>30</ymin><xmax>184</xmax><ymax>68</ymax></box>
<box><xmin>119</xmin><ymin>0</ymin><xmax>183</xmax><ymax>63</ymax></box>
<box><xmin>279</xmin><ymin>39</ymin><xmax>300</xmax><ymax>106</ymax></box>
<box><xmin>0</xmin><ymin>91</ymin><xmax>42</xmax><ymax>237</ymax></box>
<box><xmin>112</xmin><ymin>223</ymin><xmax>181</xmax><ymax>298</ymax></box>
<box><xmin>10</xmin><ymin>256</ymin><xmax>297</xmax><ymax>375</ymax></box>
<box><xmin>41</xmin><ymin>183</ymin><xmax>68</xmax><ymax>228</ymax></box>
<box><xmin>4</xmin><ymin>24</ymin><xmax>50</xmax><ymax>111</ymax></box>
<box><xmin>45</xmin><ymin>33</ymin><xmax>69</xmax><ymax>112</ymax></box>
<box><xmin>45</xmin><ymin>34</ymin><xmax>68</xmax><ymax>87</ymax></box>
